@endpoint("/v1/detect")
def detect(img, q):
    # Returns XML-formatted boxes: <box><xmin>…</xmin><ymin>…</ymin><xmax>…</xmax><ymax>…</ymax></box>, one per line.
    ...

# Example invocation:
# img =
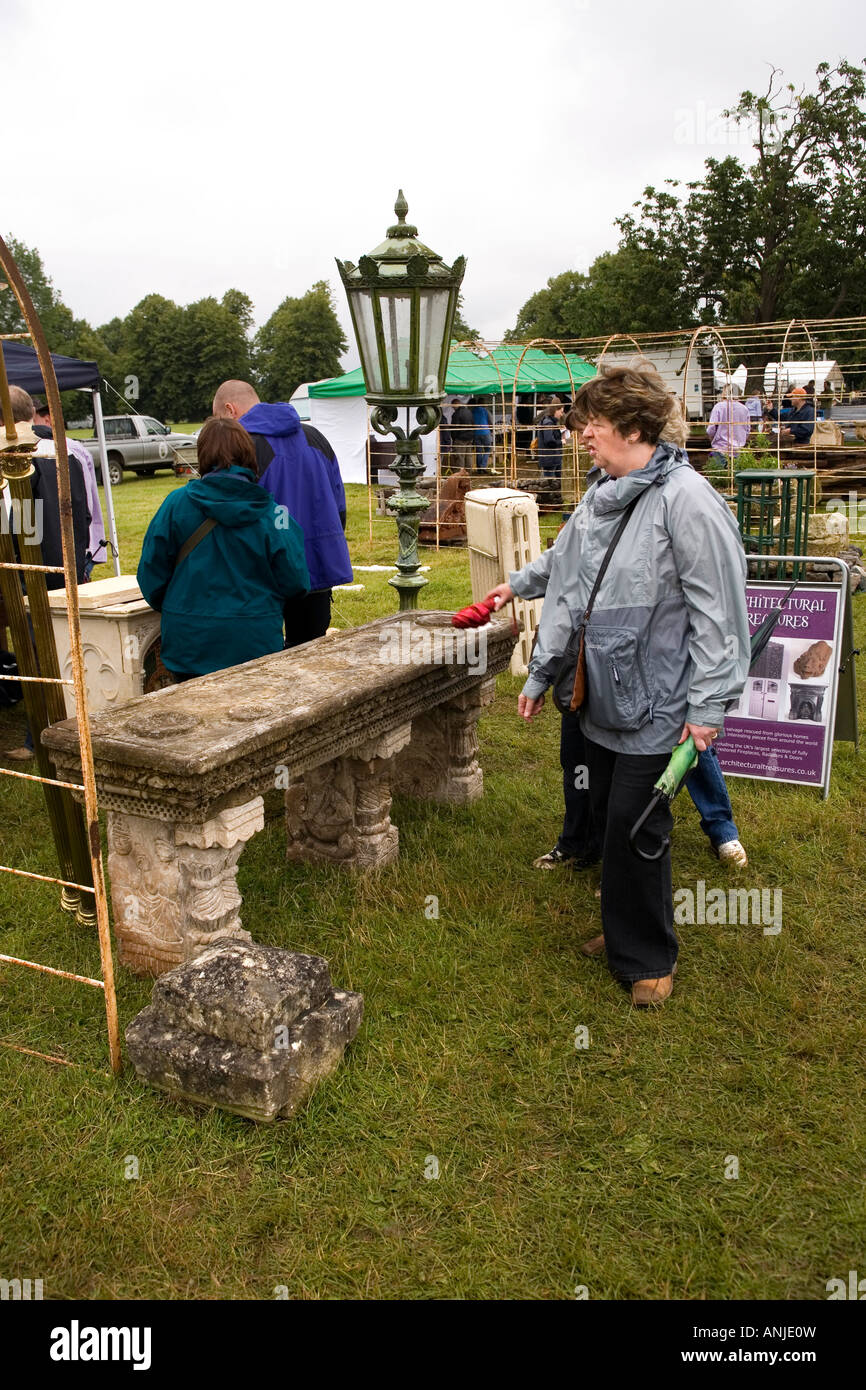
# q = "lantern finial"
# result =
<box><xmin>388</xmin><ymin>189</ymin><xmax>418</xmax><ymax>239</ymax></box>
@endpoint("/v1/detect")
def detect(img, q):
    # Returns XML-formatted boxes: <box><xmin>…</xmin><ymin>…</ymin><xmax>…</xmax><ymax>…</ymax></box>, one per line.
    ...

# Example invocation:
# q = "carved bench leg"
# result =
<box><xmin>106</xmin><ymin>797</ymin><xmax>264</xmax><ymax>977</ymax></box>
<box><xmin>394</xmin><ymin>677</ymin><xmax>496</xmax><ymax>804</ymax></box>
<box><xmin>285</xmin><ymin>725</ymin><xmax>412</xmax><ymax>870</ymax></box>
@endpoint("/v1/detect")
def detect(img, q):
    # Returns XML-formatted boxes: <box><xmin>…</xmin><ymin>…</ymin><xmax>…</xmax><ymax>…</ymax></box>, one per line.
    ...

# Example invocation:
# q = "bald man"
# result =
<box><xmin>213</xmin><ymin>381</ymin><xmax>352</xmax><ymax>646</ymax></box>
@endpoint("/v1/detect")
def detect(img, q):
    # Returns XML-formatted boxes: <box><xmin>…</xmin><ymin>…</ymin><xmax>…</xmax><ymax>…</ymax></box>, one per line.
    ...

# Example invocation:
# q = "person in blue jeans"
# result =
<box><xmin>470</xmin><ymin>397</ymin><xmax>493</xmax><ymax>472</ymax></box>
<box><xmin>534</xmin><ymin>710</ymin><xmax>746</xmax><ymax>870</ymax></box>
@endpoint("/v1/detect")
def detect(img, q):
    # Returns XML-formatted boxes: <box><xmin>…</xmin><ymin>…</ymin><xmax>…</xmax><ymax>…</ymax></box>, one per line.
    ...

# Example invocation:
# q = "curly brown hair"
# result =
<box><xmin>568</xmin><ymin>365</ymin><xmax>686</xmax><ymax>446</ymax></box>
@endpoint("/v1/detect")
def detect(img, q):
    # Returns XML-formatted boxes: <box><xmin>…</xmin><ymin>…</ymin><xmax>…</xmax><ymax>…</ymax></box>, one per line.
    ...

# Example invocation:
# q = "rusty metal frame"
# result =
<box><xmin>0</xmin><ymin>234</ymin><xmax>121</xmax><ymax>1075</ymax></box>
<box><xmin>508</xmin><ymin>339</ymin><xmax>578</xmax><ymax>508</ymax></box>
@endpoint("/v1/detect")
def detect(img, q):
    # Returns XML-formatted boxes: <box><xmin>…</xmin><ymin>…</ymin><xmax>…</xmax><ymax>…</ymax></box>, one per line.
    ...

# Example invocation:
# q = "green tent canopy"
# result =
<box><xmin>308</xmin><ymin>345</ymin><xmax>596</xmax><ymax>399</ymax></box>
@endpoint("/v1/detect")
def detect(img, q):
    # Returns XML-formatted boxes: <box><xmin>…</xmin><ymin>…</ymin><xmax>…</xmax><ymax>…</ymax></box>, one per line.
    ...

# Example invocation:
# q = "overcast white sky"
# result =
<box><xmin>3</xmin><ymin>0</ymin><xmax>864</xmax><ymax>365</ymax></box>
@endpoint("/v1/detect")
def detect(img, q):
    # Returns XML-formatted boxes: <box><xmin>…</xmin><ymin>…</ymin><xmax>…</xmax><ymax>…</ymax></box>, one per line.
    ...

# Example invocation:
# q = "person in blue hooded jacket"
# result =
<box><xmin>137</xmin><ymin>417</ymin><xmax>309</xmax><ymax>679</ymax></box>
<box><xmin>213</xmin><ymin>380</ymin><xmax>353</xmax><ymax>646</ymax></box>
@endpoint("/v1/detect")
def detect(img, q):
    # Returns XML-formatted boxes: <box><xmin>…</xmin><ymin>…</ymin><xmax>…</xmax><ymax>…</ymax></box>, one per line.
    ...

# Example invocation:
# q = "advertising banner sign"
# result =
<box><xmin>716</xmin><ymin>580</ymin><xmax>844</xmax><ymax>794</ymax></box>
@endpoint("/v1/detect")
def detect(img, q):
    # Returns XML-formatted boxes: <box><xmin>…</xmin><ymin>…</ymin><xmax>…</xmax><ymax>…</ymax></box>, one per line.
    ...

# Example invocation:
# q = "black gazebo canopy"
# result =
<box><xmin>2</xmin><ymin>339</ymin><xmax>100</xmax><ymax>394</ymax></box>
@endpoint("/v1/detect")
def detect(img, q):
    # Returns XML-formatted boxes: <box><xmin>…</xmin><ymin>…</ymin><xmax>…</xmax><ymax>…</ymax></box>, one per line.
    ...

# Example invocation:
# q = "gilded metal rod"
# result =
<box><xmin>0</xmin><ymin>529</ymin><xmax>78</xmax><ymax>885</ymax></box>
<box><xmin>0</xmin><ymin>953</ymin><xmax>105</xmax><ymax>988</ymax></box>
<box><xmin>0</xmin><ymin>336</ymin><xmax>17</xmax><ymax>442</ymax></box>
<box><xmin>1</xmin><ymin>469</ymin><xmax>94</xmax><ymax>900</ymax></box>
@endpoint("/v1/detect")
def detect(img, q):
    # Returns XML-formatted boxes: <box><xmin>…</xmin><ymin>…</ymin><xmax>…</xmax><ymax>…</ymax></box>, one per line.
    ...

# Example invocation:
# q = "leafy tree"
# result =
<box><xmin>97</xmin><ymin>316</ymin><xmax>126</xmax><ymax>356</ymax></box>
<box><xmin>452</xmin><ymin>292</ymin><xmax>480</xmax><ymax>344</ymax></box>
<box><xmin>120</xmin><ymin>294</ymin><xmax>188</xmax><ymax>420</ymax></box>
<box><xmin>254</xmin><ymin>280</ymin><xmax>347</xmax><ymax>399</ymax></box>
<box><xmin>221</xmin><ymin>288</ymin><xmax>255</xmax><ymax>337</ymax></box>
<box><xmin>183</xmin><ymin>296</ymin><xmax>253</xmax><ymax>417</ymax></box>
<box><xmin>507</xmin><ymin>240</ymin><xmax>695</xmax><ymax>342</ymax></box>
<box><xmin>508</xmin><ymin>59</ymin><xmax>866</xmax><ymax>387</ymax></box>
<box><xmin>0</xmin><ymin>236</ymin><xmax>77</xmax><ymax>351</ymax></box>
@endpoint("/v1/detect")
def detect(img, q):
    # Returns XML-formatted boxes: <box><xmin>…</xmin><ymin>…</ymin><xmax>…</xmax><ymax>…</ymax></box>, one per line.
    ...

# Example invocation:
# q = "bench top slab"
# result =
<box><xmin>42</xmin><ymin>612</ymin><xmax>515</xmax><ymax>821</ymax></box>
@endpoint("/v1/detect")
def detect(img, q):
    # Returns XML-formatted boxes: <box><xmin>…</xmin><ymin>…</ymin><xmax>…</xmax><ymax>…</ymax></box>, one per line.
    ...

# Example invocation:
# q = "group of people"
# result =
<box><xmin>706</xmin><ymin>382</ymin><xmax>816</xmax><ymax>469</ymax></box>
<box><xmin>485</xmin><ymin>365</ymin><xmax>751</xmax><ymax>1009</ymax></box>
<box><xmin>3</xmin><ymin>384</ymin><xmax>108</xmax><ymax>760</ymax></box>
<box><xmin>136</xmin><ymin>381</ymin><xmax>353</xmax><ymax>680</ymax></box>
<box><xmin>443</xmin><ymin>394</ymin><xmax>571</xmax><ymax>485</ymax></box>
<box><xmin>443</xmin><ymin>397</ymin><xmax>493</xmax><ymax>473</ymax></box>
<box><xmin>2</xmin><ymin>381</ymin><xmax>353</xmax><ymax>757</ymax></box>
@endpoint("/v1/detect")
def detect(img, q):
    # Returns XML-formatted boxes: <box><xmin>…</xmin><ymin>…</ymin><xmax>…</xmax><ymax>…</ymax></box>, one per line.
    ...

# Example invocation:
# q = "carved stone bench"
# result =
<box><xmin>43</xmin><ymin>612</ymin><xmax>515</xmax><ymax>978</ymax></box>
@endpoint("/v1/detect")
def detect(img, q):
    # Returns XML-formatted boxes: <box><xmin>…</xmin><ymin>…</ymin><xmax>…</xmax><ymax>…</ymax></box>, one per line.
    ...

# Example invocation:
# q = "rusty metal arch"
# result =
<box><xmin>596</xmin><ymin>333</ymin><xmax>649</xmax><ymax>369</ymax></box>
<box><xmin>681</xmin><ymin>325</ymin><xmax>736</xmax><ymax>489</ymax></box>
<box><xmin>509</xmin><ymin>338</ymin><xmax>578</xmax><ymax>498</ymax></box>
<box><xmin>776</xmin><ymin>317</ymin><xmax>819</xmax><ymax>492</ymax></box>
<box><xmin>449</xmin><ymin>338</ymin><xmax>507</xmax><ymax>472</ymax></box>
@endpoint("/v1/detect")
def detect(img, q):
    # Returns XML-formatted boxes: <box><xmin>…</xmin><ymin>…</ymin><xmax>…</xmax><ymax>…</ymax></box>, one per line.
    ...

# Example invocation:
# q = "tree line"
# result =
<box><xmin>0</xmin><ymin>249</ymin><xmax>350</xmax><ymax>422</ymax></box>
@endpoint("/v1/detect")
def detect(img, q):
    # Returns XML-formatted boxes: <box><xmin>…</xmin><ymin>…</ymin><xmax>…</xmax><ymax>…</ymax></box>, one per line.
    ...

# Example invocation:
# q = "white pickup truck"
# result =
<box><xmin>80</xmin><ymin>415</ymin><xmax>198</xmax><ymax>486</ymax></box>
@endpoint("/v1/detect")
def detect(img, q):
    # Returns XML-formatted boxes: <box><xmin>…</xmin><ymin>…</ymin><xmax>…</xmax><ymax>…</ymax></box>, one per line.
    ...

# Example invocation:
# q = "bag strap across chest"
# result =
<box><xmin>581</xmin><ymin>491</ymin><xmax>646</xmax><ymax>624</ymax></box>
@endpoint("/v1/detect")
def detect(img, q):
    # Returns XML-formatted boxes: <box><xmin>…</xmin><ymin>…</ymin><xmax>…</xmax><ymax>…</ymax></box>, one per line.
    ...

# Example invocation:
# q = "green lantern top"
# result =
<box><xmin>336</xmin><ymin>192</ymin><xmax>466</xmax><ymax>405</ymax></box>
<box><xmin>339</xmin><ymin>189</ymin><xmax>465</xmax><ymax>287</ymax></box>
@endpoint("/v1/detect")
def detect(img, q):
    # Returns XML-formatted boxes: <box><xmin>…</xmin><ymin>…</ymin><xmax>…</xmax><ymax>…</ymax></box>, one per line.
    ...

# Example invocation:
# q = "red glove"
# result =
<box><xmin>452</xmin><ymin>597</ymin><xmax>496</xmax><ymax>629</ymax></box>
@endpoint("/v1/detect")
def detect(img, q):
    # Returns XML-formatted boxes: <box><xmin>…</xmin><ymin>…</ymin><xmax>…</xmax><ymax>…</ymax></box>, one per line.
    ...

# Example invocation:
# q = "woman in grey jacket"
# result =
<box><xmin>490</xmin><ymin>366</ymin><xmax>750</xmax><ymax>1007</ymax></box>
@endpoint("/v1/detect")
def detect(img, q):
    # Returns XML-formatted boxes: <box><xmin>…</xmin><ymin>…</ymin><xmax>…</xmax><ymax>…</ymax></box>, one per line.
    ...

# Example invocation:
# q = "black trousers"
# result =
<box><xmin>556</xmin><ymin>711</ymin><xmax>602</xmax><ymax>862</ymax></box>
<box><xmin>284</xmin><ymin>589</ymin><xmax>332</xmax><ymax>649</ymax></box>
<box><xmin>584</xmin><ymin>735</ymin><xmax>678</xmax><ymax>983</ymax></box>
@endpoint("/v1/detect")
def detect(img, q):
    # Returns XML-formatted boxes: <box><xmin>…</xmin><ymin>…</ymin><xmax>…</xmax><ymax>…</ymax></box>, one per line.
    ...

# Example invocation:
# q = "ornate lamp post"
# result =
<box><xmin>337</xmin><ymin>192</ymin><xmax>465</xmax><ymax>610</ymax></box>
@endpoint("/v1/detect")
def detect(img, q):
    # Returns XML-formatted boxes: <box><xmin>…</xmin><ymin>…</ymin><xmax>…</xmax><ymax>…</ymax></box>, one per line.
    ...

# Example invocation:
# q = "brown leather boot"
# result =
<box><xmin>631</xmin><ymin>967</ymin><xmax>675</xmax><ymax>1008</ymax></box>
<box><xmin>579</xmin><ymin>933</ymin><xmax>606</xmax><ymax>958</ymax></box>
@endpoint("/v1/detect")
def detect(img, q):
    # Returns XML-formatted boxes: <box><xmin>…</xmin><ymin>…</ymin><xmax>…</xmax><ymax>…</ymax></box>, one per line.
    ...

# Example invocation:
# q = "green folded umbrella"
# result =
<box><xmin>629</xmin><ymin>577</ymin><xmax>800</xmax><ymax>861</ymax></box>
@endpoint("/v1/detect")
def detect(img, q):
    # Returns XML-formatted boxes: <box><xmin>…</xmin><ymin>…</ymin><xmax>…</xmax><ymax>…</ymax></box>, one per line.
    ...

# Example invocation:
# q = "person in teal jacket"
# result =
<box><xmin>137</xmin><ymin>417</ymin><xmax>309</xmax><ymax>679</ymax></box>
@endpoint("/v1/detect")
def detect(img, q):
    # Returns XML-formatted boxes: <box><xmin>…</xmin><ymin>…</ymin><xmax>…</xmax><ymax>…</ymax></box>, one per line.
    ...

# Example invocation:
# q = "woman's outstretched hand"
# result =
<box><xmin>518</xmin><ymin>693</ymin><xmax>545</xmax><ymax>721</ymax></box>
<box><xmin>483</xmin><ymin>582</ymin><xmax>513</xmax><ymax>611</ymax></box>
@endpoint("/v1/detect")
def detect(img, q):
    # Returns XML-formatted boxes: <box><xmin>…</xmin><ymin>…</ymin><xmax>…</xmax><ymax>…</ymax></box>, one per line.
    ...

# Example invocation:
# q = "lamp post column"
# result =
<box><xmin>372</xmin><ymin>402</ymin><xmax>440</xmax><ymax>611</ymax></box>
<box><xmin>388</xmin><ymin>436</ymin><xmax>430</xmax><ymax>611</ymax></box>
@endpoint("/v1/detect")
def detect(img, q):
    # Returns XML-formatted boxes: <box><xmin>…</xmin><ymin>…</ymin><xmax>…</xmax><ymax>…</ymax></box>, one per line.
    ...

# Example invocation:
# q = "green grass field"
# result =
<box><xmin>1</xmin><ymin>475</ymin><xmax>864</xmax><ymax>1300</ymax></box>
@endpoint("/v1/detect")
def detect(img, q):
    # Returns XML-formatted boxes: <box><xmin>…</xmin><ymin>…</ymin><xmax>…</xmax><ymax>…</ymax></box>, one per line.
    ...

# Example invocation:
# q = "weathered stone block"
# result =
<box><xmin>152</xmin><ymin>943</ymin><xmax>331</xmax><ymax>1051</ymax></box>
<box><xmin>126</xmin><ymin>942</ymin><xmax>363</xmax><ymax>1121</ymax></box>
<box><xmin>806</xmin><ymin>508</ymin><xmax>849</xmax><ymax>557</ymax></box>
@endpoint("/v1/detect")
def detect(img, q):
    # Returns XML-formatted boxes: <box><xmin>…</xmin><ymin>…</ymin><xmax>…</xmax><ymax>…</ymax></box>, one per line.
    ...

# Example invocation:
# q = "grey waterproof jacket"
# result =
<box><xmin>509</xmin><ymin>443</ymin><xmax>750</xmax><ymax>755</ymax></box>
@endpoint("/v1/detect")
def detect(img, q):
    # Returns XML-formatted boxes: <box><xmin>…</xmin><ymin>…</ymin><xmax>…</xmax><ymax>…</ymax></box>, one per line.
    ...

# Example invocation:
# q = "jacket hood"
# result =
<box><xmin>184</xmin><ymin>466</ymin><xmax>272</xmax><ymax>527</ymax></box>
<box><xmin>593</xmin><ymin>442</ymin><xmax>690</xmax><ymax>513</ymax></box>
<box><xmin>240</xmin><ymin>402</ymin><xmax>302</xmax><ymax>438</ymax></box>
